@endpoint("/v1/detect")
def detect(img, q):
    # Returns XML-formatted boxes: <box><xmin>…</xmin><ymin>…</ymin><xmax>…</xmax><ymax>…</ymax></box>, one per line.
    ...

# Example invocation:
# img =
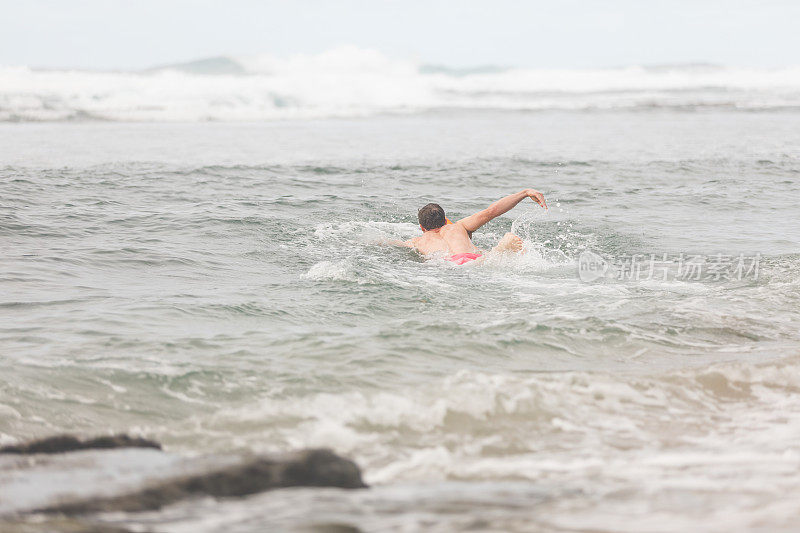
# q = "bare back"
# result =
<box><xmin>410</xmin><ymin>223</ymin><xmax>479</xmax><ymax>256</ymax></box>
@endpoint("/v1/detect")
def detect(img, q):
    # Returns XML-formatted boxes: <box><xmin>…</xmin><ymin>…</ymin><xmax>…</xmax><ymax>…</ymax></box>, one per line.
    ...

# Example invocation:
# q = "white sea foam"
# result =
<box><xmin>3</xmin><ymin>47</ymin><xmax>800</xmax><ymax>121</ymax></box>
<box><xmin>198</xmin><ymin>354</ymin><xmax>800</xmax><ymax>487</ymax></box>
<box><xmin>303</xmin><ymin>260</ymin><xmax>359</xmax><ymax>283</ymax></box>
<box><xmin>312</xmin><ymin>220</ymin><xmax>418</xmax><ymax>244</ymax></box>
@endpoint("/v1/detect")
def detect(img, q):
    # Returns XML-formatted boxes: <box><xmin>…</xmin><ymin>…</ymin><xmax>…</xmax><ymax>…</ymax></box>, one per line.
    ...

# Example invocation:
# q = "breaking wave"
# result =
<box><xmin>3</xmin><ymin>46</ymin><xmax>800</xmax><ymax>121</ymax></box>
<box><xmin>194</xmin><ymin>353</ymin><xmax>800</xmax><ymax>485</ymax></box>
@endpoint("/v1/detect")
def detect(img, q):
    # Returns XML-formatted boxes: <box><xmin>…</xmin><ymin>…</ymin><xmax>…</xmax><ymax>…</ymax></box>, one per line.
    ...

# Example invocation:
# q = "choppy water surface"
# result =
<box><xmin>1</xmin><ymin>111</ymin><xmax>800</xmax><ymax>531</ymax></box>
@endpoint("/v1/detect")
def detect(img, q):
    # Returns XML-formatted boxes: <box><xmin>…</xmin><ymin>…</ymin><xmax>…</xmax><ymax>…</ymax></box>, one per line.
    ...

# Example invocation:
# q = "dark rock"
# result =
<box><xmin>0</xmin><ymin>516</ymin><xmax>134</xmax><ymax>533</ymax></box>
<box><xmin>40</xmin><ymin>448</ymin><xmax>367</xmax><ymax>515</ymax></box>
<box><xmin>0</xmin><ymin>434</ymin><xmax>161</xmax><ymax>455</ymax></box>
<box><xmin>297</xmin><ymin>524</ymin><xmax>363</xmax><ymax>533</ymax></box>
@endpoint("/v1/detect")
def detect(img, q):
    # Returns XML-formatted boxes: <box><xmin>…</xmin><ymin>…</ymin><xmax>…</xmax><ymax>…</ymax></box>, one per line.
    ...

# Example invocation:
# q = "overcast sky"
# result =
<box><xmin>2</xmin><ymin>0</ymin><xmax>799</xmax><ymax>70</ymax></box>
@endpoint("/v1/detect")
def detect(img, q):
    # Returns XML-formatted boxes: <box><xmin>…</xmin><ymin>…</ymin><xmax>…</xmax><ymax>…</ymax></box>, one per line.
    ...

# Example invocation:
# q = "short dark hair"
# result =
<box><xmin>418</xmin><ymin>203</ymin><xmax>446</xmax><ymax>230</ymax></box>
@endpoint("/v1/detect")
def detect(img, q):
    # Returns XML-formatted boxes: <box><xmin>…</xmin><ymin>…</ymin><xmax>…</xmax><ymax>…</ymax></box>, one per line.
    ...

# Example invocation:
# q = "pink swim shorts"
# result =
<box><xmin>447</xmin><ymin>252</ymin><xmax>483</xmax><ymax>265</ymax></box>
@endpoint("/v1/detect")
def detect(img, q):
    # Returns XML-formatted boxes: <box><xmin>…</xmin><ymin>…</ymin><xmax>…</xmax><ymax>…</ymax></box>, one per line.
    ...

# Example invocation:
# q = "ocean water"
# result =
<box><xmin>2</xmin><ymin>52</ymin><xmax>800</xmax><ymax>532</ymax></box>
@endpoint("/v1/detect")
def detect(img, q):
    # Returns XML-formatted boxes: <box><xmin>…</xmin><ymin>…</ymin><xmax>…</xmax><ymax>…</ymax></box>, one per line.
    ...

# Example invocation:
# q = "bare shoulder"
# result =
<box><xmin>449</xmin><ymin>222</ymin><xmax>473</xmax><ymax>238</ymax></box>
<box><xmin>448</xmin><ymin>222</ymin><xmax>469</xmax><ymax>233</ymax></box>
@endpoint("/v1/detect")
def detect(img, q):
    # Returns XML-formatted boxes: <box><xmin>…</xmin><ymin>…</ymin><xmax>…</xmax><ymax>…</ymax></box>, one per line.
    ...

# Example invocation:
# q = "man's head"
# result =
<box><xmin>418</xmin><ymin>203</ymin><xmax>446</xmax><ymax>231</ymax></box>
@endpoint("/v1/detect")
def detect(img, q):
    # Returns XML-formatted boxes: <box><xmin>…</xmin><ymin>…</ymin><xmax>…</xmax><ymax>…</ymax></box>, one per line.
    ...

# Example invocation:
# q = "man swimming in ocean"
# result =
<box><xmin>397</xmin><ymin>188</ymin><xmax>547</xmax><ymax>264</ymax></box>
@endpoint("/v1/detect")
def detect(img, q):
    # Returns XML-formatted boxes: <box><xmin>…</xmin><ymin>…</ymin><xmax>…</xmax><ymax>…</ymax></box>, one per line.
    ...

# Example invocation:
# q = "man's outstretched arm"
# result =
<box><xmin>387</xmin><ymin>238</ymin><xmax>417</xmax><ymax>248</ymax></box>
<box><xmin>457</xmin><ymin>189</ymin><xmax>547</xmax><ymax>233</ymax></box>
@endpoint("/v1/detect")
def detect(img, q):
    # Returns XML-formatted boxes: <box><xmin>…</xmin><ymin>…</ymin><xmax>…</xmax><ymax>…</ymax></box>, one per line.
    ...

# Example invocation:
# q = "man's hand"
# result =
<box><xmin>525</xmin><ymin>189</ymin><xmax>547</xmax><ymax>209</ymax></box>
